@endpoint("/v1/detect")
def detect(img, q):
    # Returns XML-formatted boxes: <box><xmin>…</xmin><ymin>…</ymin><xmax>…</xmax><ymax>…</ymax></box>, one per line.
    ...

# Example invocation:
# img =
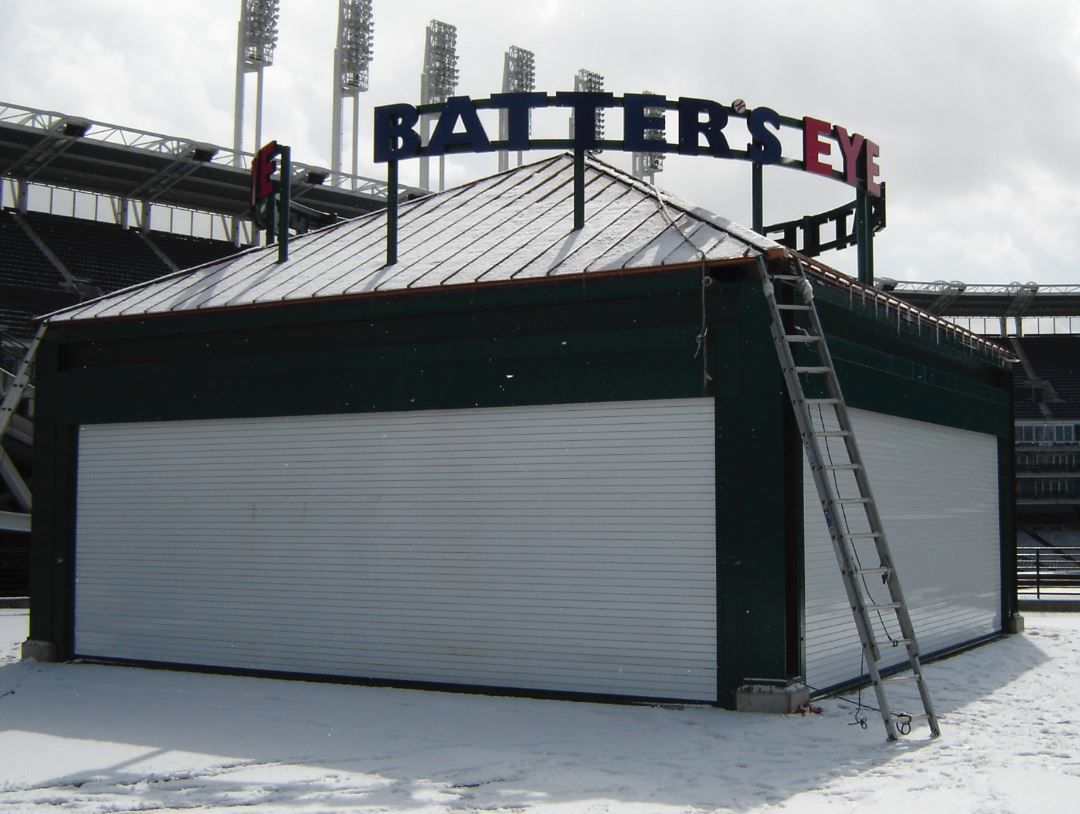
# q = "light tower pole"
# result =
<box><xmin>419</xmin><ymin>19</ymin><xmax>459</xmax><ymax>192</ymax></box>
<box><xmin>571</xmin><ymin>69</ymin><xmax>605</xmax><ymax>152</ymax></box>
<box><xmin>331</xmin><ymin>0</ymin><xmax>374</xmax><ymax>189</ymax></box>
<box><xmin>631</xmin><ymin>91</ymin><xmax>665</xmax><ymax>184</ymax></box>
<box><xmin>498</xmin><ymin>46</ymin><xmax>535</xmax><ymax>172</ymax></box>
<box><xmin>233</xmin><ymin>0</ymin><xmax>279</xmax><ymax>166</ymax></box>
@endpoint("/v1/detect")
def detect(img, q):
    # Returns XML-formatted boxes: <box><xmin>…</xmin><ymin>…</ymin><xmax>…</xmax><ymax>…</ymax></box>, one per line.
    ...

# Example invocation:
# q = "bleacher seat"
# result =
<box><xmin>1</xmin><ymin>210</ymin><xmax>243</xmax><ymax>340</ymax></box>
<box><xmin>0</xmin><ymin>305</ymin><xmax>37</xmax><ymax>345</ymax></box>
<box><xmin>20</xmin><ymin>211</ymin><xmax>171</xmax><ymax>292</ymax></box>
<box><xmin>148</xmin><ymin>230</ymin><xmax>239</xmax><ymax>271</ymax></box>
<box><xmin>1015</xmin><ymin>336</ymin><xmax>1080</xmax><ymax>420</ymax></box>
<box><xmin>0</xmin><ymin>210</ymin><xmax>69</xmax><ymax>291</ymax></box>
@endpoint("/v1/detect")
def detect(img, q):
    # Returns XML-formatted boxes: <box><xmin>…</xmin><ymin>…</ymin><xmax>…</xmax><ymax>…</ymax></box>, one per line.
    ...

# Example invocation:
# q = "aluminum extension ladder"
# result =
<box><xmin>757</xmin><ymin>255</ymin><xmax>941</xmax><ymax>740</ymax></box>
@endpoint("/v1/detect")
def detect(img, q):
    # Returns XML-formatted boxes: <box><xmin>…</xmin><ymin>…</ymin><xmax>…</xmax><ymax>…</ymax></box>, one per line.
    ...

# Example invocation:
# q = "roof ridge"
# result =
<box><xmin>580</xmin><ymin>152</ymin><xmax>780</xmax><ymax>253</ymax></box>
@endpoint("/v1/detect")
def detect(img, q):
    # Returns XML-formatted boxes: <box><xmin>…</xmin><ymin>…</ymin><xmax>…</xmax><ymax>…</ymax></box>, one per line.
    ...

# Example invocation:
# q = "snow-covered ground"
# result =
<box><xmin>1</xmin><ymin>608</ymin><xmax>1078</xmax><ymax>813</ymax></box>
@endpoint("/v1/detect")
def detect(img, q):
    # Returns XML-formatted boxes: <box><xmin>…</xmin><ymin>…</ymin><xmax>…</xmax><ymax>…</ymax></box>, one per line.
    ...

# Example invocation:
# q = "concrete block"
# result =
<box><xmin>21</xmin><ymin>639</ymin><xmax>57</xmax><ymax>663</ymax></box>
<box><xmin>1005</xmin><ymin>613</ymin><xmax>1026</xmax><ymax>634</ymax></box>
<box><xmin>735</xmin><ymin>681</ymin><xmax>811</xmax><ymax>714</ymax></box>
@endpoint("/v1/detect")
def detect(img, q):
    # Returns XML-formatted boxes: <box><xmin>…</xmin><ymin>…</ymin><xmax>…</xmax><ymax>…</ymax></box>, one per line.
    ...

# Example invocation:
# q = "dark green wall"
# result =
<box><xmin>29</xmin><ymin>262</ymin><xmax>1012</xmax><ymax>704</ymax></box>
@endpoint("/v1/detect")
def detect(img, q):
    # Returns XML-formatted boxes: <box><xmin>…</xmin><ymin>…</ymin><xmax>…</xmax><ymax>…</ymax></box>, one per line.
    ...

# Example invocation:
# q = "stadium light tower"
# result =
<box><xmin>498</xmin><ymin>46</ymin><xmax>535</xmax><ymax>172</ymax></box>
<box><xmin>571</xmin><ymin>69</ymin><xmax>605</xmax><ymax>153</ymax></box>
<box><xmin>233</xmin><ymin>0</ymin><xmax>280</xmax><ymax>166</ymax></box>
<box><xmin>331</xmin><ymin>0</ymin><xmax>375</xmax><ymax>189</ymax></box>
<box><xmin>631</xmin><ymin>91</ymin><xmax>665</xmax><ymax>184</ymax></box>
<box><xmin>419</xmin><ymin>19</ymin><xmax>459</xmax><ymax>192</ymax></box>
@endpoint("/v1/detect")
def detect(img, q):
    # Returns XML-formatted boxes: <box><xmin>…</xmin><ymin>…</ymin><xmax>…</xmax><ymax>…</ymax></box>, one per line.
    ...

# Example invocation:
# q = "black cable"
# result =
<box><xmin>815</xmin><ymin>403</ymin><xmax>900</xmax><ymax>647</ymax></box>
<box><xmin>801</xmin><ymin>677</ymin><xmax>922</xmax><ymax>731</ymax></box>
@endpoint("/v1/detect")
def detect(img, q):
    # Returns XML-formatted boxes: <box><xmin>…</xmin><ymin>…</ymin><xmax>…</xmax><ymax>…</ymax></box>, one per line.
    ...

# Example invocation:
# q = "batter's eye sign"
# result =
<box><xmin>374</xmin><ymin>92</ymin><xmax>882</xmax><ymax>197</ymax></box>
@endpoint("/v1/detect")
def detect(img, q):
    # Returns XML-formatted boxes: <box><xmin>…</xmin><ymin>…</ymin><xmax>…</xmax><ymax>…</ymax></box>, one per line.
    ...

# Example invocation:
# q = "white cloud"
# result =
<box><xmin>2</xmin><ymin>0</ymin><xmax>1078</xmax><ymax>285</ymax></box>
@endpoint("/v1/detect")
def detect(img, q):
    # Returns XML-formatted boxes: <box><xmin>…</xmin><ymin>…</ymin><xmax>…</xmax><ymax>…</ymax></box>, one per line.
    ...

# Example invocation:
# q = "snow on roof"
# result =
<box><xmin>45</xmin><ymin>153</ymin><xmax>779</xmax><ymax>324</ymax></box>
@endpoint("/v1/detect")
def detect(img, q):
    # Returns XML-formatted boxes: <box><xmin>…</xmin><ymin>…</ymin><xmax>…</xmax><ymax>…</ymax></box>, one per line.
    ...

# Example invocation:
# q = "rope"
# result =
<box><xmin>648</xmin><ymin>181</ymin><xmax>711</xmax><ymax>393</ymax></box>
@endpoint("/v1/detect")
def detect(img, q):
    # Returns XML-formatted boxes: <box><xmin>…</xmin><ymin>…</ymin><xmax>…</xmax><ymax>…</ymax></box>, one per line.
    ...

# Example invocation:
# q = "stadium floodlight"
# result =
<box><xmin>423</xmin><ymin>20</ymin><xmax>460</xmax><ymax>103</ymax></box>
<box><xmin>233</xmin><ymin>0</ymin><xmax>280</xmax><ymax>169</ymax></box>
<box><xmin>241</xmin><ymin>0</ymin><xmax>280</xmax><ymax>66</ymax></box>
<box><xmin>332</xmin><ymin>0</ymin><xmax>375</xmax><ymax>188</ymax></box>
<box><xmin>498</xmin><ymin>46</ymin><xmax>535</xmax><ymax>172</ymax></box>
<box><xmin>419</xmin><ymin>19</ymin><xmax>459</xmax><ymax>191</ymax></box>
<box><xmin>338</xmin><ymin>0</ymin><xmax>374</xmax><ymax>91</ymax></box>
<box><xmin>571</xmin><ymin>69</ymin><xmax>605</xmax><ymax>152</ymax></box>
<box><xmin>631</xmin><ymin>91</ymin><xmax>665</xmax><ymax>184</ymax></box>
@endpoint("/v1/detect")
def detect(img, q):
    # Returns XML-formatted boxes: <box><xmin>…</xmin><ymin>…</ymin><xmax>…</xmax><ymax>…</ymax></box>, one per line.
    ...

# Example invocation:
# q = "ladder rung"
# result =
<box><xmin>866</xmin><ymin>602</ymin><xmax>902</xmax><ymax>611</ymax></box>
<box><xmin>837</xmin><ymin>497</ymin><xmax>872</xmax><ymax>505</ymax></box>
<box><xmin>784</xmin><ymin>334</ymin><xmax>822</xmax><ymax>343</ymax></box>
<box><xmin>803</xmin><ymin>398</ymin><xmax>841</xmax><ymax>406</ymax></box>
<box><xmin>771</xmin><ymin>274</ymin><xmax>803</xmax><ymax>282</ymax></box>
<box><xmin>776</xmin><ymin>304</ymin><xmax>811</xmax><ymax>311</ymax></box>
<box><xmin>893</xmin><ymin>712</ymin><xmax>932</xmax><ymax>722</ymax></box>
<box><xmin>794</xmin><ymin>366</ymin><xmax>831</xmax><ymax>374</ymax></box>
<box><xmin>882</xmin><ymin>674</ymin><xmax>921</xmax><ymax>684</ymax></box>
<box><xmin>853</xmin><ymin>567</ymin><xmax>890</xmax><ymax>578</ymax></box>
<box><xmin>875</xmin><ymin>639</ymin><xmax>914</xmax><ymax>650</ymax></box>
<box><xmin>849</xmin><ymin>532</ymin><xmax>881</xmax><ymax>539</ymax></box>
<box><xmin>822</xmin><ymin>463</ymin><xmax>860</xmax><ymax>471</ymax></box>
<box><xmin>814</xmin><ymin>430</ymin><xmax>851</xmax><ymax>438</ymax></box>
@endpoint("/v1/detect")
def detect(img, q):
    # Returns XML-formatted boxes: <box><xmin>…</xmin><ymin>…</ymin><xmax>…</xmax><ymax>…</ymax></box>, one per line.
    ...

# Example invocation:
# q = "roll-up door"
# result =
<box><xmin>75</xmin><ymin>398</ymin><xmax>717</xmax><ymax>701</ymax></box>
<box><xmin>803</xmin><ymin>409</ymin><xmax>1001</xmax><ymax>691</ymax></box>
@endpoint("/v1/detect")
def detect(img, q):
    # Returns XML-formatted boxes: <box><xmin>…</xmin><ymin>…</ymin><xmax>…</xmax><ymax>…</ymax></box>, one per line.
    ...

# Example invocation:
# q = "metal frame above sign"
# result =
<box><xmin>373</xmin><ymin>92</ymin><xmax>886</xmax><ymax>281</ymax></box>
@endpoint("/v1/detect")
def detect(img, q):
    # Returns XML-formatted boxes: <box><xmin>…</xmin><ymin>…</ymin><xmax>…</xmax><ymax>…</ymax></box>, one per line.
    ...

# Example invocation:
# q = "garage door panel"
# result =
<box><xmin>75</xmin><ymin>398</ymin><xmax>717</xmax><ymax>701</ymax></box>
<box><xmin>803</xmin><ymin>409</ymin><xmax>1001</xmax><ymax>690</ymax></box>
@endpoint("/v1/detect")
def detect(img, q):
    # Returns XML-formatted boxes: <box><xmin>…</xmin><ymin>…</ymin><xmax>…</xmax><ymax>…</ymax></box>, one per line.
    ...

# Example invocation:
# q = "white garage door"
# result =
<box><xmin>75</xmin><ymin>398</ymin><xmax>717</xmax><ymax>701</ymax></box>
<box><xmin>803</xmin><ymin>408</ymin><xmax>1001</xmax><ymax>691</ymax></box>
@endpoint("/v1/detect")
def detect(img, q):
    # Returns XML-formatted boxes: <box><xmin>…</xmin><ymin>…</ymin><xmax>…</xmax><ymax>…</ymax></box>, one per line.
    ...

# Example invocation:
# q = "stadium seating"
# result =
<box><xmin>0</xmin><ymin>304</ymin><xmax>38</xmax><ymax>345</ymax></box>
<box><xmin>0</xmin><ymin>210</ymin><xmax>70</xmax><ymax>291</ymax></box>
<box><xmin>1013</xmin><ymin>336</ymin><xmax>1080</xmax><ymax>420</ymax></box>
<box><xmin>148</xmin><ymin>229</ymin><xmax>241</xmax><ymax>271</ymax></box>
<box><xmin>1</xmin><ymin>209</ymin><xmax>238</xmax><ymax>339</ymax></box>
<box><xmin>22</xmin><ymin>211</ymin><xmax>169</xmax><ymax>291</ymax></box>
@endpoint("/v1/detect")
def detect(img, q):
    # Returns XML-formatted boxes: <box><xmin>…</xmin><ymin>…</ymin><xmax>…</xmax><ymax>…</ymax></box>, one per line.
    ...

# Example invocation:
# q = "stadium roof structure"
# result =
<box><xmin>41</xmin><ymin>152</ymin><xmax>1014</xmax><ymax>362</ymax></box>
<box><xmin>878</xmin><ymin>279</ymin><xmax>1080</xmax><ymax>318</ymax></box>
<box><xmin>0</xmin><ymin>102</ymin><xmax>420</xmax><ymax>220</ymax></box>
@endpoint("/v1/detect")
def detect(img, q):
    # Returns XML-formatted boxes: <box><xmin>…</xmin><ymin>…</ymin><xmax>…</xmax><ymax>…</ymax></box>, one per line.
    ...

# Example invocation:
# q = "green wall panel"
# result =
<box><xmin>29</xmin><ymin>265</ymin><xmax>1012</xmax><ymax>706</ymax></box>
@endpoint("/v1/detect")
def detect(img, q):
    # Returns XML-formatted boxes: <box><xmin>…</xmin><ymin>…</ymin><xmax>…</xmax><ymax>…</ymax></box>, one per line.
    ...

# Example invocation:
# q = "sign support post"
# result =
<box><xmin>387</xmin><ymin>159</ymin><xmax>399</xmax><ymax>265</ymax></box>
<box><xmin>277</xmin><ymin>144</ymin><xmax>290</xmax><ymax>264</ymax></box>
<box><xmin>752</xmin><ymin>162</ymin><xmax>764</xmax><ymax>234</ymax></box>
<box><xmin>573</xmin><ymin>149</ymin><xmax>585</xmax><ymax>231</ymax></box>
<box><xmin>856</xmin><ymin>188</ymin><xmax>874</xmax><ymax>285</ymax></box>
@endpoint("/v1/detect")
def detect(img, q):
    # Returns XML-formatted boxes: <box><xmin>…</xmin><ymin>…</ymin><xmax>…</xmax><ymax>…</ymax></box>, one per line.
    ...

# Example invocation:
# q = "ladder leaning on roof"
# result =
<box><xmin>0</xmin><ymin>321</ymin><xmax>46</xmax><ymax>515</ymax></box>
<box><xmin>757</xmin><ymin>254</ymin><xmax>941</xmax><ymax>741</ymax></box>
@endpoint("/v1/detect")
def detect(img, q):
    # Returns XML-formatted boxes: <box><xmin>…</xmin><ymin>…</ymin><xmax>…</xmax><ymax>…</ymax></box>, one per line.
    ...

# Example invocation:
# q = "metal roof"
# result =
<box><xmin>46</xmin><ymin>153</ymin><xmax>780</xmax><ymax>323</ymax></box>
<box><xmin>38</xmin><ymin>152</ymin><xmax>1016</xmax><ymax>364</ymax></box>
<box><xmin>0</xmin><ymin>102</ymin><xmax>418</xmax><ymax>220</ymax></box>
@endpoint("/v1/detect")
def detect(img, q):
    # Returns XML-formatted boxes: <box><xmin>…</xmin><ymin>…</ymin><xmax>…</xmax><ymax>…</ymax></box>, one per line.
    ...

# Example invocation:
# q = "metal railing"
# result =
<box><xmin>0</xmin><ymin>100</ymin><xmax>418</xmax><ymax>200</ymax></box>
<box><xmin>1018</xmin><ymin>545</ymin><xmax>1080</xmax><ymax>599</ymax></box>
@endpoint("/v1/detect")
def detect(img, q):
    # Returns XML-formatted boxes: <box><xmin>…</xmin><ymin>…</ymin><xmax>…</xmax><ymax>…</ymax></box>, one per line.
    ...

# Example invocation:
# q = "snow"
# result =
<box><xmin>1</xmin><ymin>608</ymin><xmax>1078</xmax><ymax>813</ymax></box>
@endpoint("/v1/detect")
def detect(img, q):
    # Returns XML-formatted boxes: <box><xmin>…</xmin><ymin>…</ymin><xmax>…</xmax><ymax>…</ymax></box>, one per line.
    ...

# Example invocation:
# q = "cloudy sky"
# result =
<box><xmin>2</xmin><ymin>0</ymin><xmax>1079</xmax><ymax>285</ymax></box>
